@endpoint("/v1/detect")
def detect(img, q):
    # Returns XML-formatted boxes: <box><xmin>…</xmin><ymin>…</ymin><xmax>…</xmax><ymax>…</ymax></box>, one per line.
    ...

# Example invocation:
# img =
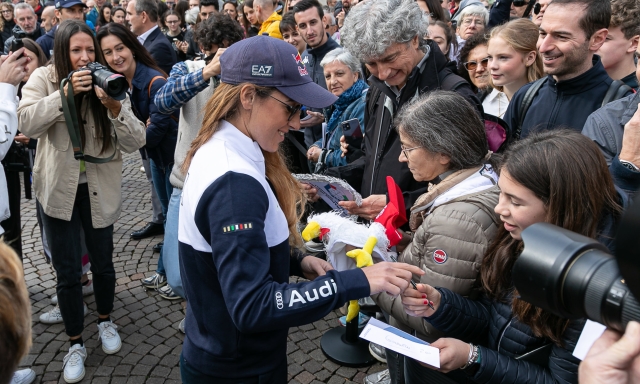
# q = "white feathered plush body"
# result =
<box><xmin>303</xmin><ymin>212</ymin><xmax>395</xmax><ymax>271</ymax></box>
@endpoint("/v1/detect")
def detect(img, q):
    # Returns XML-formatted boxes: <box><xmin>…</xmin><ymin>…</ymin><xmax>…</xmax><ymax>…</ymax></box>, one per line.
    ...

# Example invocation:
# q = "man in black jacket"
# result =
<box><xmin>334</xmin><ymin>0</ymin><xmax>481</xmax><ymax>221</ymax></box>
<box><xmin>127</xmin><ymin>0</ymin><xmax>177</xmax><ymax>75</ymax></box>
<box><xmin>3</xmin><ymin>3</ymin><xmax>45</xmax><ymax>54</ymax></box>
<box><xmin>504</xmin><ymin>0</ymin><xmax>623</xmax><ymax>139</ymax></box>
<box><xmin>294</xmin><ymin>0</ymin><xmax>340</xmax><ymax>147</ymax></box>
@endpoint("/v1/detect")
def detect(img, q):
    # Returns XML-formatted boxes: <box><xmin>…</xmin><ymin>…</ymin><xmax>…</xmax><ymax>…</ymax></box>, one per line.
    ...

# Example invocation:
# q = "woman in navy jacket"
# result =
<box><xmin>177</xmin><ymin>36</ymin><xmax>423</xmax><ymax>383</ymax></box>
<box><xmin>97</xmin><ymin>23</ymin><xmax>179</xmax><ymax>290</ymax></box>
<box><xmin>400</xmin><ymin>130</ymin><xmax>625</xmax><ymax>384</ymax></box>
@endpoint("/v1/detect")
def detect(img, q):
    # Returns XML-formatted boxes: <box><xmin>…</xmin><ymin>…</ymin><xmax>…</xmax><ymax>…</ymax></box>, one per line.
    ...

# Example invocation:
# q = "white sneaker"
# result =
<box><xmin>62</xmin><ymin>344</ymin><xmax>86</xmax><ymax>383</ymax></box>
<box><xmin>97</xmin><ymin>321</ymin><xmax>122</xmax><ymax>354</ymax></box>
<box><xmin>11</xmin><ymin>369</ymin><xmax>36</xmax><ymax>384</ymax></box>
<box><xmin>52</xmin><ymin>280</ymin><xmax>94</xmax><ymax>305</ymax></box>
<box><xmin>40</xmin><ymin>304</ymin><xmax>89</xmax><ymax>324</ymax></box>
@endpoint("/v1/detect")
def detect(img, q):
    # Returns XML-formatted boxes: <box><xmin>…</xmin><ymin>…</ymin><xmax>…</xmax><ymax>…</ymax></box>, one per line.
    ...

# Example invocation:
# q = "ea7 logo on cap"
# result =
<box><xmin>251</xmin><ymin>65</ymin><xmax>274</xmax><ymax>78</ymax></box>
<box><xmin>433</xmin><ymin>249</ymin><xmax>448</xmax><ymax>264</ymax></box>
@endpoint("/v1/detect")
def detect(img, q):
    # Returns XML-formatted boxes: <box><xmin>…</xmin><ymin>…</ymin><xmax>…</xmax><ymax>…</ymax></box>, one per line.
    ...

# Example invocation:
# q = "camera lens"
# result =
<box><xmin>91</xmin><ymin>67</ymin><xmax>127</xmax><ymax>100</ymax></box>
<box><xmin>514</xmin><ymin>223</ymin><xmax>640</xmax><ymax>332</ymax></box>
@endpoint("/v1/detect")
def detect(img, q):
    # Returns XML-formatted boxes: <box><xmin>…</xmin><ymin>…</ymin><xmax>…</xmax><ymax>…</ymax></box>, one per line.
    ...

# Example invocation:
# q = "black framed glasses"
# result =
<box><xmin>401</xmin><ymin>144</ymin><xmax>423</xmax><ymax>158</ymax></box>
<box><xmin>463</xmin><ymin>57</ymin><xmax>490</xmax><ymax>71</ymax></box>
<box><xmin>268</xmin><ymin>94</ymin><xmax>302</xmax><ymax>121</ymax></box>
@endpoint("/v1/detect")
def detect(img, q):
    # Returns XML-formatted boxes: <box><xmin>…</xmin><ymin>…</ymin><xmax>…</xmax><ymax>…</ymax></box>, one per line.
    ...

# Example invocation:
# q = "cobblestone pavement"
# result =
<box><xmin>18</xmin><ymin>152</ymin><xmax>387</xmax><ymax>384</ymax></box>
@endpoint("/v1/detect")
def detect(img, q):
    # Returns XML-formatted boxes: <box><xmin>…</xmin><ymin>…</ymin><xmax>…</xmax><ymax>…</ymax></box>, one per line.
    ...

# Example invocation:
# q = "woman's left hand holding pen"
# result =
<box><xmin>401</xmin><ymin>283</ymin><xmax>440</xmax><ymax>318</ymax></box>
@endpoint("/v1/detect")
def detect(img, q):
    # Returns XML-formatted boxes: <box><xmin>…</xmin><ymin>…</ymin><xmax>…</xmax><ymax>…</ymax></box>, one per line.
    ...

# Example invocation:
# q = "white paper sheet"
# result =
<box><xmin>359</xmin><ymin>318</ymin><xmax>440</xmax><ymax>368</ymax></box>
<box><xmin>573</xmin><ymin>320</ymin><xmax>607</xmax><ymax>360</ymax></box>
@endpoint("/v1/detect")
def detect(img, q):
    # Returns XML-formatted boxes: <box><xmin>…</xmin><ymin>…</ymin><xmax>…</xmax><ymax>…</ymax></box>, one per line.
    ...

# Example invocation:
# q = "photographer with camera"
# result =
<box><xmin>399</xmin><ymin>130</ymin><xmax>627</xmax><ymax>383</ymax></box>
<box><xmin>17</xmin><ymin>20</ymin><xmax>145</xmax><ymax>384</ymax></box>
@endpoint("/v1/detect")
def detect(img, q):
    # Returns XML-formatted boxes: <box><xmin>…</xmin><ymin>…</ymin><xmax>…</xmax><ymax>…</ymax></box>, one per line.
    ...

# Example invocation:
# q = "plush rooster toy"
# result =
<box><xmin>301</xmin><ymin>177</ymin><xmax>408</xmax><ymax>324</ymax></box>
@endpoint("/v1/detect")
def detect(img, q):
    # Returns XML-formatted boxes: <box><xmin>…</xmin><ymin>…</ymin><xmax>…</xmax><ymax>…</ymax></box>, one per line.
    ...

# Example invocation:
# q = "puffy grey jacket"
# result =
<box><xmin>582</xmin><ymin>92</ymin><xmax>640</xmax><ymax>194</ymax></box>
<box><xmin>374</xmin><ymin>166</ymin><xmax>500</xmax><ymax>342</ymax></box>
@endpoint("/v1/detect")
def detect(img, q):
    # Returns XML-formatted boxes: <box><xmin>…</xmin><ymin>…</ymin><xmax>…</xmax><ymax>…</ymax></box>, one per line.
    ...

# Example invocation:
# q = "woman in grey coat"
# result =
<box><xmin>369</xmin><ymin>91</ymin><xmax>501</xmax><ymax>384</ymax></box>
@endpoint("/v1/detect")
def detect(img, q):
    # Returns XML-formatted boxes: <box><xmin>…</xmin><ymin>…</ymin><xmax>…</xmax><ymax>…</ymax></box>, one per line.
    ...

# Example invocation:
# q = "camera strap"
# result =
<box><xmin>60</xmin><ymin>78</ymin><xmax>117</xmax><ymax>164</ymax></box>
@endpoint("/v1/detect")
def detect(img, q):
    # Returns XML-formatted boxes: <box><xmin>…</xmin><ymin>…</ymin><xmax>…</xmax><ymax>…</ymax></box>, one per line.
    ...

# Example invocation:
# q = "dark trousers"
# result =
<box><xmin>1</xmin><ymin>170</ymin><xmax>22</xmax><ymax>259</ymax></box>
<box><xmin>180</xmin><ymin>353</ymin><xmax>287</xmax><ymax>384</ymax></box>
<box><xmin>41</xmin><ymin>183</ymin><xmax>115</xmax><ymax>337</ymax></box>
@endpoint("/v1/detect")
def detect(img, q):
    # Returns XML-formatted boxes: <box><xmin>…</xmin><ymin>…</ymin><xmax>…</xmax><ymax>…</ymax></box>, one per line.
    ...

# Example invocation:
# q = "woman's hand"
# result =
<box><xmin>426</xmin><ymin>338</ymin><xmax>471</xmax><ymax>373</ymax></box>
<box><xmin>338</xmin><ymin>194</ymin><xmax>386</xmax><ymax>220</ymax></box>
<box><xmin>176</xmin><ymin>40</ymin><xmax>189</xmax><ymax>53</ymax></box>
<box><xmin>401</xmin><ymin>283</ymin><xmax>441</xmax><ymax>317</ymax></box>
<box><xmin>300</xmin><ymin>182</ymin><xmax>320</xmax><ymax>202</ymax></box>
<box><xmin>14</xmin><ymin>133</ymin><xmax>30</xmax><ymax>145</ymax></box>
<box><xmin>336</xmin><ymin>9</ymin><xmax>345</xmax><ymax>28</ymax></box>
<box><xmin>361</xmin><ymin>261</ymin><xmax>424</xmax><ymax>297</ymax></box>
<box><xmin>300</xmin><ymin>255</ymin><xmax>334</xmax><ymax>280</ymax></box>
<box><xmin>94</xmin><ymin>85</ymin><xmax>121</xmax><ymax>117</ymax></box>
<box><xmin>340</xmin><ymin>135</ymin><xmax>348</xmax><ymax>157</ymax></box>
<box><xmin>300</xmin><ymin>110</ymin><xmax>324</xmax><ymax>128</ymax></box>
<box><xmin>307</xmin><ymin>146</ymin><xmax>321</xmax><ymax>162</ymax></box>
<box><xmin>64</xmin><ymin>69</ymin><xmax>92</xmax><ymax>96</ymax></box>
<box><xmin>0</xmin><ymin>49</ymin><xmax>29</xmax><ymax>86</ymax></box>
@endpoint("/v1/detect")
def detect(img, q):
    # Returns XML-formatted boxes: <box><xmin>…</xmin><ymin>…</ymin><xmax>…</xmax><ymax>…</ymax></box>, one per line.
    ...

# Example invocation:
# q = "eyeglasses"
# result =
<box><xmin>533</xmin><ymin>3</ymin><xmax>541</xmax><ymax>14</ymax></box>
<box><xmin>401</xmin><ymin>144</ymin><xmax>423</xmax><ymax>158</ymax></box>
<box><xmin>512</xmin><ymin>0</ymin><xmax>527</xmax><ymax>6</ymax></box>
<box><xmin>1</xmin><ymin>10</ymin><xmax>12</xmax><ymax>14</ymax></box>
<box><xmin>461</xmin><ymin>17</ymin><xmax>483</xmax><ymax>27</ymax></box>
<box><xmin>268</xmin><ymin>94</ymin><xmax>302</xmax><ymax>121</ymax></box>
<box><xmin>463</xmin><ymin>57</ymin><xmax>490</xmax><ymax>71</ymax></box>
<box><xmin>166</xmin><ymin>20</ymin><xmax>180</xmax><ymax>24</ymax></box>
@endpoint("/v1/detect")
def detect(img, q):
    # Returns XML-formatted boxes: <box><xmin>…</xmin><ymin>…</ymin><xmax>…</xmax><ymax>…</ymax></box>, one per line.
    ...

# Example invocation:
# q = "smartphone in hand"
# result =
<box><xmin>341</xmin><ymin>118</ymin><xmax>362</xmax><ymax>146</ymax></box>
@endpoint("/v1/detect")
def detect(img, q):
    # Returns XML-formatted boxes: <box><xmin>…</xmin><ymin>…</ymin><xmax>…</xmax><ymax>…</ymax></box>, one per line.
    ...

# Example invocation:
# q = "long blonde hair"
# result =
<box><xmin>488</xmin><ymin>18</ymin><xmax>543</xmax><ymax>92</ymax></box>
<box><xmin>183</xmin><ymin>82</ymin><xmax>306</xmax><ymax>248</ymax></box>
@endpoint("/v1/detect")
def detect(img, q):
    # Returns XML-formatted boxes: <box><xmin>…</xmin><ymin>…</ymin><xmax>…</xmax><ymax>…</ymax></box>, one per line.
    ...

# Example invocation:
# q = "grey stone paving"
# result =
<box><xmin>18</xmin><ymin>152</ymin><xmax>387</xmax><ymax>383</ymax></box>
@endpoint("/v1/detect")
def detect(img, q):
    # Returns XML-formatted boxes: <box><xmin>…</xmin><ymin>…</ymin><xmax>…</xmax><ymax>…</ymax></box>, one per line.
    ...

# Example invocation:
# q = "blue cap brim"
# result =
<box><xmin>277</xmin><ymin>81</ymin><xmax>338</xmax><ymax>109</ymax></box>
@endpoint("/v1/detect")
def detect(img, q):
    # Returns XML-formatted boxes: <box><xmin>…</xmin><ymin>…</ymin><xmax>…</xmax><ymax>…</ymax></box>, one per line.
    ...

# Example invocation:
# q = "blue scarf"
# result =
<box><xmin>324</xmin><ymin>79</ymin><xmax>368</xmax><ymax>140</ymax></box>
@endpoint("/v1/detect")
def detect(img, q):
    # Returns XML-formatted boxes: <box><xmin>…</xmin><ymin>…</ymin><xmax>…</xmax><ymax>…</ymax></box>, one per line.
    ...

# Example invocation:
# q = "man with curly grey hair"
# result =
<box><xmin>335</xmin><ymin>0</ymin><xmax>481</xmax><ymax>227</ymax></box>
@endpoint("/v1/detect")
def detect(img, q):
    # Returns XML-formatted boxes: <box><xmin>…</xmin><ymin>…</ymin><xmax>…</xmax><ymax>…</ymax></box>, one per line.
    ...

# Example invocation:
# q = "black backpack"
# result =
<box><xmin>515</xmin><ymin>78</ymin><xmax>633</xmax><ymax>140</ymax></box>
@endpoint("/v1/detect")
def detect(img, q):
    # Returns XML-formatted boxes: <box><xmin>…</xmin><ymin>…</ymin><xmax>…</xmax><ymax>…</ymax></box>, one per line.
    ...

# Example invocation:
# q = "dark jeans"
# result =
<box><xmin>150</xmin><ymin>159</ymin><xmax>173</xmax><ymax>276</ymax></box>
<box><xmin>404</xmin><ymin>354</ymin><xmax>467</xmax><ymax>384</ymax></box>
<box><xmin>386</xmin><ymin>347</ymin><xmax>406</xmax><ymax>384</ymax></box>
<box><xmin>180</xmin><ymin>353</ymin><xmax>287</xmax><ymax>384</ymax></box>
<box><xmin>1</xmin><ymin>170</ymin><xmax>22</xmax><ymax>259</ymax></box>
<box><xmin>42</xmin><ymin>183</ymin><xmax>115</xmax><ymax>337</ymax></box>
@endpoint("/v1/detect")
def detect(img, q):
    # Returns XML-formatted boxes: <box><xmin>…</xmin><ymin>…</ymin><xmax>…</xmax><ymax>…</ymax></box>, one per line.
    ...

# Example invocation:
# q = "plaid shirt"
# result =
<box><xmin>154</xmin><ymin>61</ymin><xmax>212</xmax><ymax>115</ymax></box>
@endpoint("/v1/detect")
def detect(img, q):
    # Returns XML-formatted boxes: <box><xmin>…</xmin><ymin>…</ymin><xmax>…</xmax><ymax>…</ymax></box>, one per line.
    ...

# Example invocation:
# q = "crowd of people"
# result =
<box><xmin>0</xmin><ymin>0</ymin><xmax>639</xmax><ymax>382</ymax></box>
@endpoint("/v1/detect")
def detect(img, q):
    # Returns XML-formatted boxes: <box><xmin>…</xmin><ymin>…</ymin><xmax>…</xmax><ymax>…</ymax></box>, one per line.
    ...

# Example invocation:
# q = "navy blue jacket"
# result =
<box><xmin>142</xmin><ymin>27</ymin><xmax>177</xmax><ymax>76</ymax></box>
<box><xmin>504</xmin><ymin>56</ymin><xmax>626</xmax><ymax>139</ymax></box>
<box><xmin>179</xmin><ymin>121</ymin><xmax>371</xmax><ymax>379</ymax></box>
<box><xmin>36</xmin><ymin>25</ymin><xmax>56</xmax><ymax>60</ymax></box>
<box><xmin>130</xmin><ymin>62</ymin><xmax>178</xmax><ymax>167</ymax></box>
<box><xmin>427</xmin><ymin>289</ymin><xmax>585</xmax><ymax>384</ymax></box>
<box><xmin>424</xmin><ymin>209</ymin><xmax>623</xmax><ymax>384</ymax></box>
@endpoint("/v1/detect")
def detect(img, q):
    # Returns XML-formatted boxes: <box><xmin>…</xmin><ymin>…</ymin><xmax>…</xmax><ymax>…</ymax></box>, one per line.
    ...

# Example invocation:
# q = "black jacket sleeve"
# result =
<box><xmin>473</xmin><ymin>320</ymin><xmax>585</xmax><ymax>384</ymax></box>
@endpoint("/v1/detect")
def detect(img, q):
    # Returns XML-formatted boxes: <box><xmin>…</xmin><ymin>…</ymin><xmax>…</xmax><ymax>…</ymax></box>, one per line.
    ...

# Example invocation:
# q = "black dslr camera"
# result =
<box><xmin>69</xmin><ymin>62</ymin><xmax>128</xmax><ymax>100</ymax></box>
<box><xmin>513</xmin><ymin>198</ymin><xmax>640</xmax><ymax>332</ymax></box>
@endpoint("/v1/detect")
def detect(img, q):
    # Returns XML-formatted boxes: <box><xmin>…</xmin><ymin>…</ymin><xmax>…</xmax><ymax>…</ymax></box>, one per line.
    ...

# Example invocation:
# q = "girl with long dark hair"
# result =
<box><xmin>17</xmin><ymin>20</ymin><xmax>145</xmax><ymax>384</ymax></box>
<box><xmin>401</xmin><ymin>130</ymin><xmax>625</xmax><ymax>384</ymax></box>
<box><xmin>97</xmin><ymin>22</ymin><xmax>180</xmax><ymax>299</ymax></box>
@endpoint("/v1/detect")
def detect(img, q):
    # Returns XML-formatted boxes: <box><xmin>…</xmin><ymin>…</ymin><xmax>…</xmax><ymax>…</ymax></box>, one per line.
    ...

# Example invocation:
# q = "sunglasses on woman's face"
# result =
<box><xmin>463</xmin><ymin>57</ymin><xmax>490</xmax><ymax>71</ymax></box>
<box><xmin>512</xmin><ymin>0</ymin><xmax>527</xmax><ymax>6</ymax></box>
